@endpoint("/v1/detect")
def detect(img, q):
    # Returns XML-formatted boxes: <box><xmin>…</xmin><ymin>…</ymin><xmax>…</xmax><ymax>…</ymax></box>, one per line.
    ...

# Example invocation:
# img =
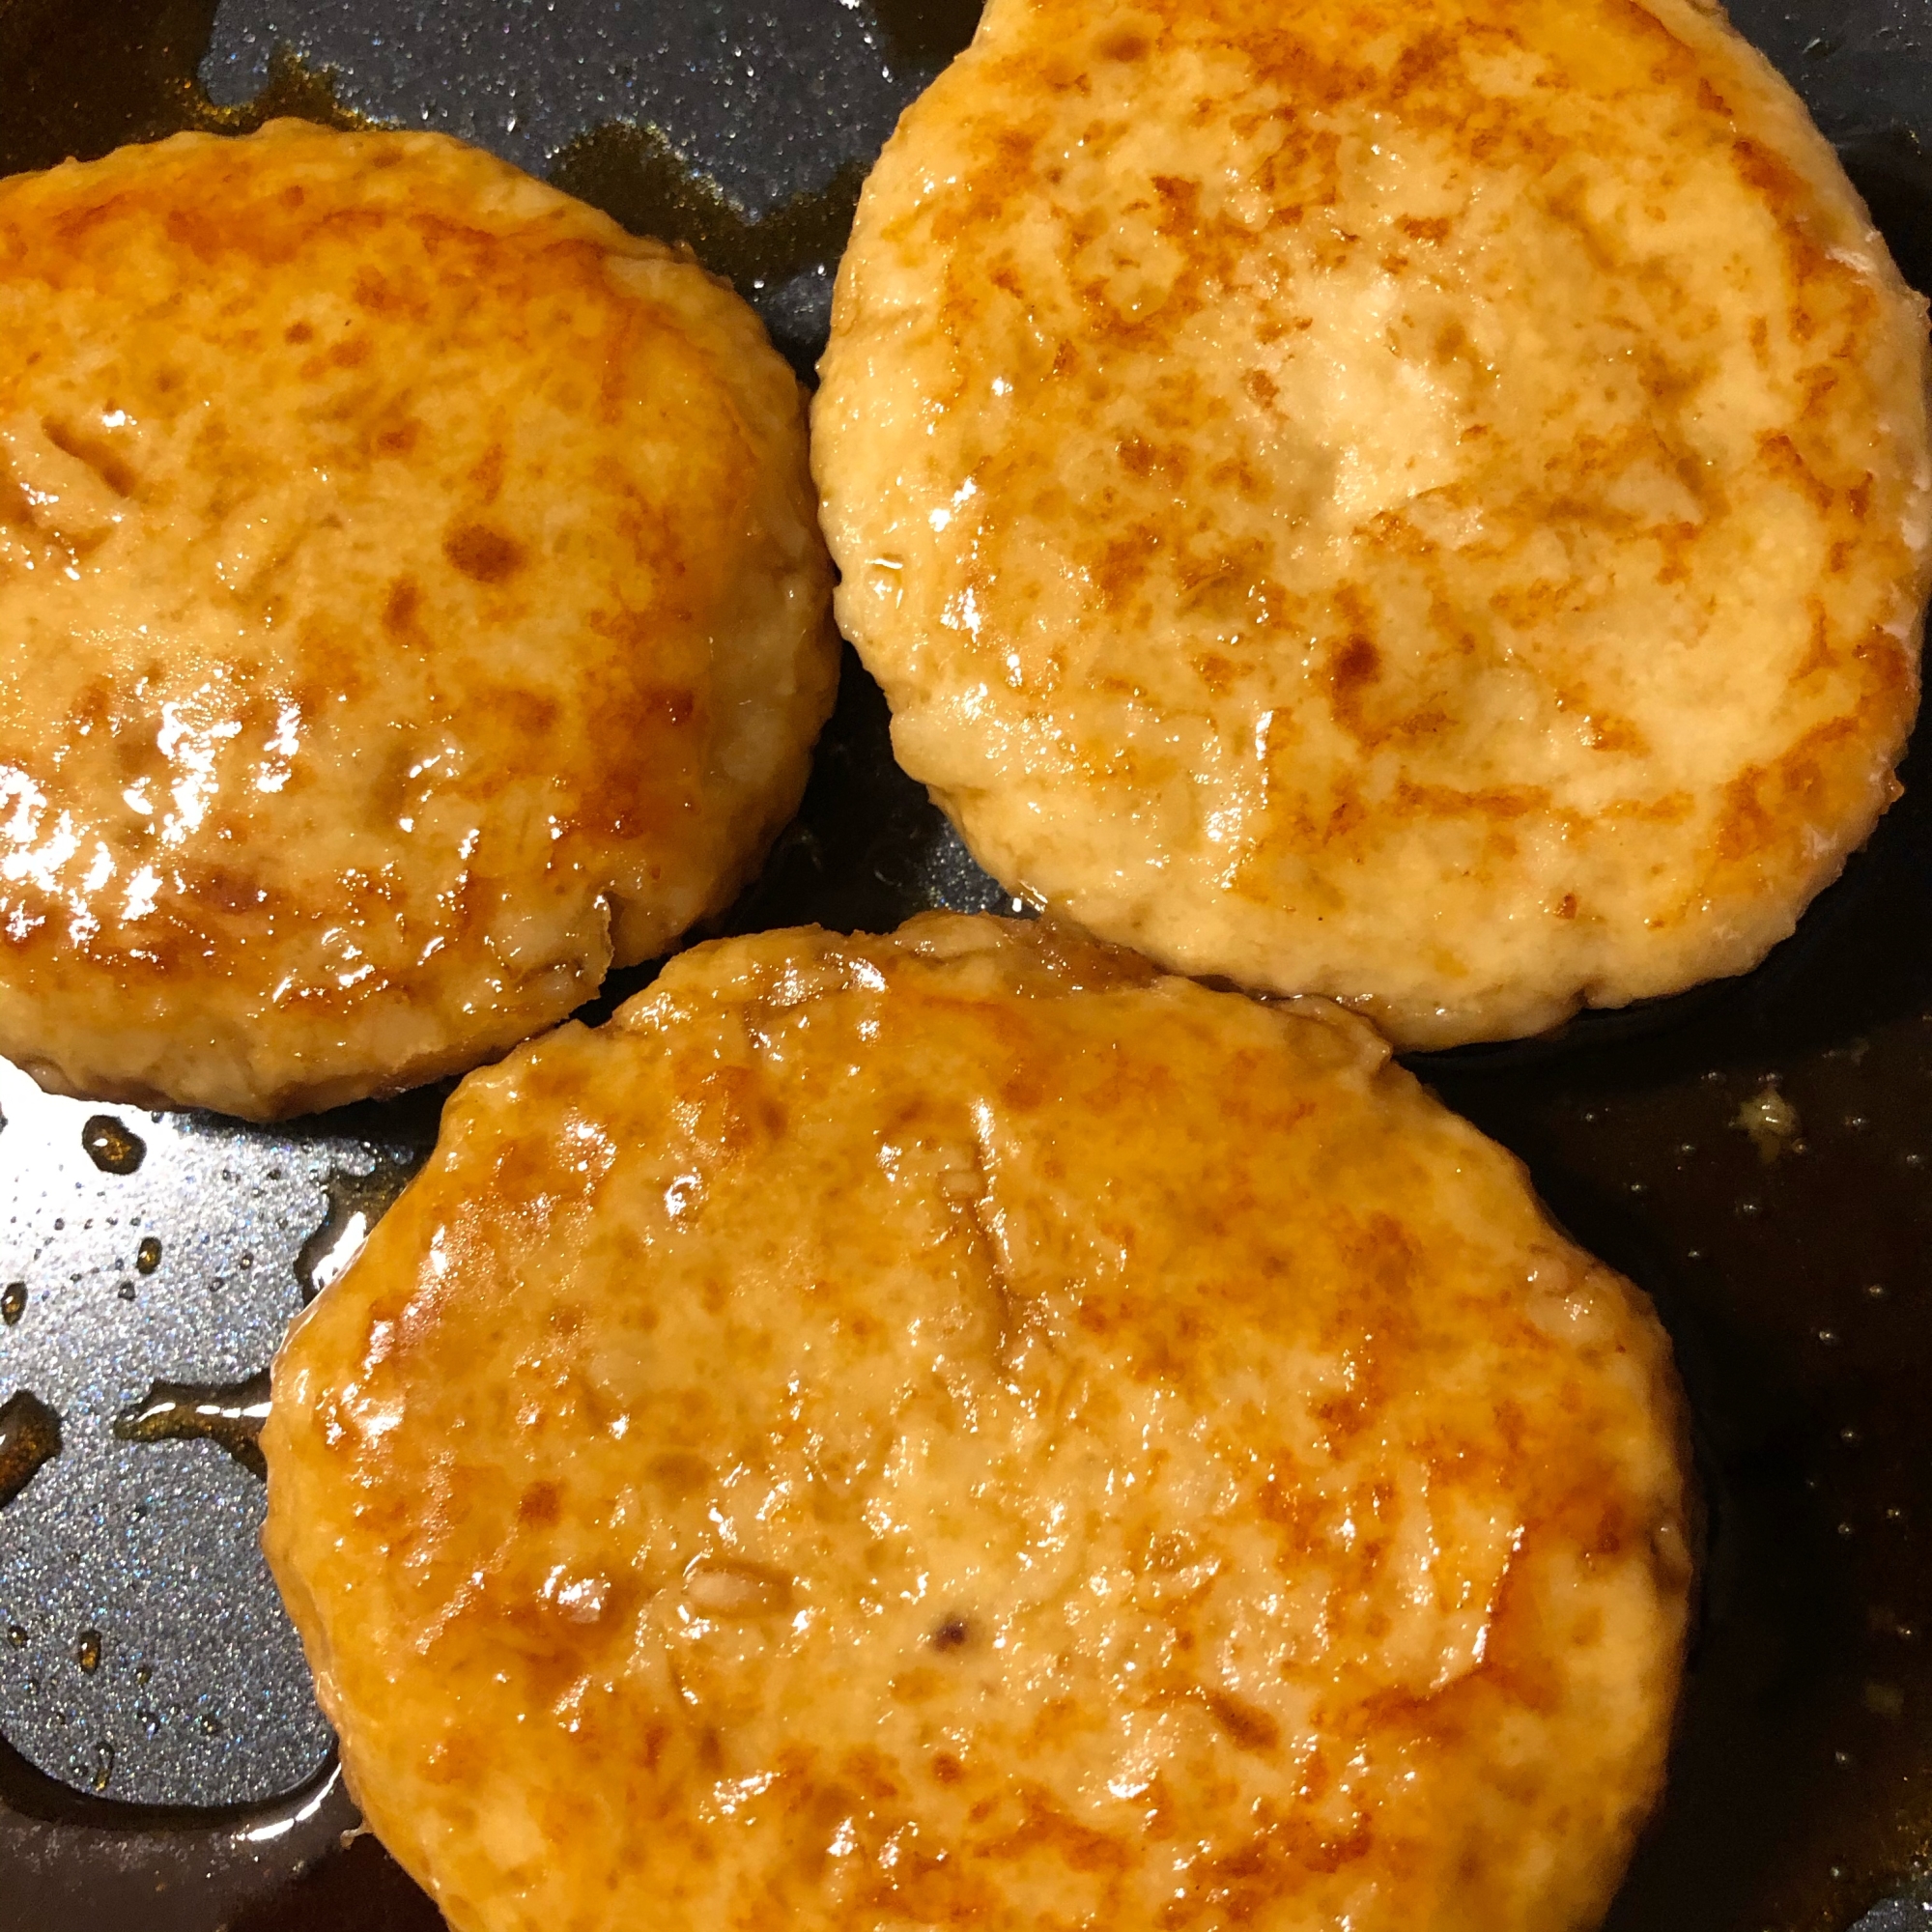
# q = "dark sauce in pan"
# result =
<box><xmin>289</xmin><ymin>1155</ymin><xmax>418</xmax><ymax>1306</ymax></box>
<box><xmin>0</xmin><ymin>3</ymin><xmax>1930</xmax><ymax>1930</ymax></box>
<box><xmin>78</xmin><ymin>1120</ymin><xmax>145</xmax><ymax>1179</ymax></box>
<box><xmin>111</xmin><ymin>1373</ymin><xmax>270</xmax><ymax>1481</ymax></box>
<box><xmin>0</xmin><ymin>1393</ymin><xmax>61</xmax><ymax>1511</ymax></box>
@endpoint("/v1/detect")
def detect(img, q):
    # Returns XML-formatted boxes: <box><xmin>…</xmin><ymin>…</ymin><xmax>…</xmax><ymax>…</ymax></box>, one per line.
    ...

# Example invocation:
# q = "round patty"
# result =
<box><xmin>0</xmin><ymin>120</ymin><xmax>836</xmax><ymax>1119</ymax></box>
<box><xmin>264</xmin><ymin>913</ymin><xmax>1693</xmax><ymax>1932</ymax></box>
<box><xmin>813</xmin><ymin>0</ymin><xmax>1931</xmax><ymax>1047</ymax></box>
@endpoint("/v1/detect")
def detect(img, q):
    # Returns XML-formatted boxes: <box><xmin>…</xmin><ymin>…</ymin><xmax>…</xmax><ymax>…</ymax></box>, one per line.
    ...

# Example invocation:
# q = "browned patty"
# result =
<box><xmin>815</xmin><ymin>0</ymin><xmax>1930</xmax><ymax>1045</ymax></box>
<box><xmin>0</xmin><ymin>120</ymin><xmax>836</xmax><ymax>1118</ymax></box>
<box><xmin>266</xmin><ymin>914</ymin><xmax>1693</xmax><ymax>1932</ymax></box>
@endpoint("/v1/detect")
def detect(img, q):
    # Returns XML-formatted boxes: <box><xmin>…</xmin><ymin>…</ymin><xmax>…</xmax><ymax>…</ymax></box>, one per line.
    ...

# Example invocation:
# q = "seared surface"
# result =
<box><xmin>0</xmin><ymin>120</ymin><xmax>836</xmax><ymax>1118</ymax></box>
<box><xmin>265</xmin><ymin>914</ymin><xmax>1692</xmax><ymax>1932</ymax></box>
<box><xmin>815</xmin><ymin>0</ymin><xmax>1931</xmax><ymax>1046</ymax></box>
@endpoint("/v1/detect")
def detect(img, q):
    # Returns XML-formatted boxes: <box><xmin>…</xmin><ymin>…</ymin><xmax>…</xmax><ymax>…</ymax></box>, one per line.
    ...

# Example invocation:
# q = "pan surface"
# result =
<box><xmin>1</xmin><ymin>2</ymin><xmax>1931</xmax><ymax>1927</ymax></box>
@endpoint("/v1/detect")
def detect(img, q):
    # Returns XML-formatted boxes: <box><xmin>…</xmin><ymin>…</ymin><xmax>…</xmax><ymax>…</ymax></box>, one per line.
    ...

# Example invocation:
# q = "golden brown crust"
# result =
<box><xmin>814</xmin><ymin>0</ymin><xmax>1932</xmax><ymax>1046</ymax></box>
<box><xmin>265</xmin><ymin>914</ymin><xmax>1693</xmax><ymax>1932</ymax></box>
<box><xmin>0</xmin><ymin>121</ymin><xmax>837</xmax><ymax>1118</ymax></box>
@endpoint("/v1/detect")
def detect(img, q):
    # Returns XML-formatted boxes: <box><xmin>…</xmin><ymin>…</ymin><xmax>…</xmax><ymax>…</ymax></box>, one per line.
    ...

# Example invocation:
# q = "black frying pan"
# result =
<box><xmin>1</xmin><ymin>2</ymin><xmax>1930</xmax><ymax>1926</ymax></box>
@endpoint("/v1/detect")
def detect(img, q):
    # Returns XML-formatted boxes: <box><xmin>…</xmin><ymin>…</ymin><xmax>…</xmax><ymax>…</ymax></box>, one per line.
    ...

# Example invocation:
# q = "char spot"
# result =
<box><xmin>649</xmin><ymin>1451</ymin><xmax>710</xmax><ymax>1495</ymax></box>
<box><xmin>1096</xmin><ymin>26</ymin><xmax>1149</xmax><ymax>60</ymax></box>
<box><xmin>931</xmin><ymin>1616</ymin><xmax>970</xmax><ymax>1651</ymax></box>
<box><xmin>519</xmin><ymin>1481</ymin><xmax>562</xmax><ymax>1525</ymax></box>
<box><xmin>1582</xmin><ymin>712</ymin><xmax>1648</xmax><ymax>754</ymax></box>
<box><xmin>931</xmin><ymin>1752</ymin><xmax>963</xmax><ymax>1783</ymax></box>
<box><xmin>1591</xmin><ymin>1503</ymin><xmax>1630</xmax><ymax>1558</ymax></box>
<box><xmin>284</xmin><ymin>321</ymin><xmax>315</xmax><ymax>345</ymax></box>
<box><xmin>497</xmin><ymin>689</ymin><xmax>559</xmax><ymax>736</ymax></box>
<box><xmin>1205</xmin><ymin>1690</ymin><xmax>1280</xmax><ymax>1754</ymax></box>
<box><xmin>42</xmin><ymin>417</ymin><xmax>136</xmax><ymax>497</ymax></box>
<box><xmin>469</xmin><ymin>443</ymin><xmax>507</xmax><ymax>504</ymax></box>
<box><xmin>1193</xmin><ymin>651</ymin><xmax>1236</xmax><ymax>695</ymax></box>
<box><xmin>1330</xmin><ymin>635</ymin><xmax>1381</xmax><ymax>692</ymax></box>
<box><xmin>443</xmin><ymin>522</ymin><xmax>527</xmax><ymax>584</ymax></box>
<box><xmin>383</xmin><ymin>578</ymin><xmax>425</xmax><ymax>641</ymax></box>
<box><xmin>352</xmin><ymin>267</ymin><xmax>401</xmax><ymax>313</ymax></box>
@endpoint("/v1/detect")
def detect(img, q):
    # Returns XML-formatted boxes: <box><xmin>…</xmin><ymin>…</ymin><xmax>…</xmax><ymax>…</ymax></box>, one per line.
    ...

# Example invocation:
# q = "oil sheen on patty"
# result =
<box><xmin>813</xmin><ymin>0</ymin><xmax>1932</xmax><ymax>1047</ymax></box>
<box><xmin>264</xmin><ymin>914</ymin><xmax>1693</xmax><ymax>1932</ymax></box>
<box><xmin>0</xmin><ymin>119</ymin><xmax>837</xmax><ymax>1119</ymax></box>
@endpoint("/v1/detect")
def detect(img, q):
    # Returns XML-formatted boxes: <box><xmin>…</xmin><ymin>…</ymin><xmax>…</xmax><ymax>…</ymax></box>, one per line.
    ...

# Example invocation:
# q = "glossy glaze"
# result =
<box><xmin>0</xmin><ymin>1390</ymin><xmax>61</xmax><ymax>1509</ymax></box>
<box><xmin>265</xmin><ymin>914</ymin><xmax>1691</xmax><ymax>1932</ymax></box>
<box><xmin>0</xmin><ymin>118</ymin><xmax>837</xmax><ymax>1120</ymax></box>
<box><xmin>815</xmin><ymin>0</ymin><xmax>1932</xmax><ymax>1048</ymax></box>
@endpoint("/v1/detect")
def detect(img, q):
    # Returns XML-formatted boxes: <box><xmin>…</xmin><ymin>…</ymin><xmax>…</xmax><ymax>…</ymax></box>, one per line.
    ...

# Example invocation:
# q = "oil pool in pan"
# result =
<box><xmin>0</xmin><ymin>2</ymin><xmax>1930</xmax><ymax>1929</ymax></box>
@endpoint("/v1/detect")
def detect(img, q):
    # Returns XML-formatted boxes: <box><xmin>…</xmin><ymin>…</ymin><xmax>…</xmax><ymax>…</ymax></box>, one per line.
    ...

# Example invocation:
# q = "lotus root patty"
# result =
<box><xmin>813</xmin><ymin>0</ymin><xmax>1932</xmax><ymax>1046</ymax></box>
<box><xmin>0</xmin><ymin>119</ymin><xmax>837</xmax><ymax>1118</ymax></box>
<box><xmin>264</xmin><ymin>913</ymin><xmax>1693</xmax><ymax>1932</ymax></box>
